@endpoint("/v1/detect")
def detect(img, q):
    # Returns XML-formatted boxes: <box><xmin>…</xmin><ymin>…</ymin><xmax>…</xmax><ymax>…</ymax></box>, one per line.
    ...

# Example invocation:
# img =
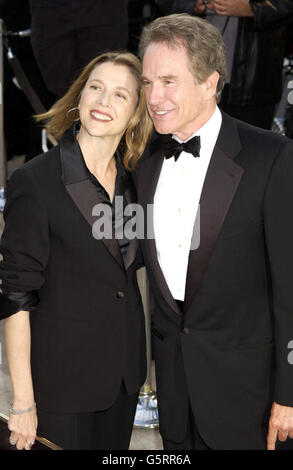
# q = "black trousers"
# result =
<box><xmin>163</xmin><ymin>403</ymin><xmax>210</xmax><ymax>451</ymax></box>
<box><xmin>37</xmin><ymin>384</ymin><xmax>139</xmax><ymax>450</ymax></box>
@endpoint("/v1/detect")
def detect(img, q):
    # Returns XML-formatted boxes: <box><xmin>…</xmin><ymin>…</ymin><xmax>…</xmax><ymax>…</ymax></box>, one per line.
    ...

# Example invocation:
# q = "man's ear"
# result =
<box><xmin>205</xmin><ymin>71</ymin><xmax>220</xmax><ymax>100</ymax></box>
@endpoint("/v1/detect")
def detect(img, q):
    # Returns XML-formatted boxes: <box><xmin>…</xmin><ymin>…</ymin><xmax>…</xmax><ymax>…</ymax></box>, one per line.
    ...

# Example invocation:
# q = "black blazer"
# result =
<box><xmin>0</xmin><ymin>127</ymin><xmax>146</xmax><ymax>413</ymax></box>
<box><xmin>136</xmin><ymin>112</ymin><xmax>293</xmax><ymax>449</ymax></box>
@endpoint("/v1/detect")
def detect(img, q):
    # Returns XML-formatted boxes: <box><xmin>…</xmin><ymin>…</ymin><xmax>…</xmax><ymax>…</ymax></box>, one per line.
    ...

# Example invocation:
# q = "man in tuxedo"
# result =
<box><xmin>136</xmin><ymin>13</ymin><xmax>293</xmax><ymax>450</ymax></box>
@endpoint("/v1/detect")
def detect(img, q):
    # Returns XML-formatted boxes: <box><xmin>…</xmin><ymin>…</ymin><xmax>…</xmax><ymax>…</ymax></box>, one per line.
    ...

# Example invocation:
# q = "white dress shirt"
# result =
<box><xmin>153</xmin><ymin>106</ymin><xmax>222</xmax><ymax>301</ymax></box>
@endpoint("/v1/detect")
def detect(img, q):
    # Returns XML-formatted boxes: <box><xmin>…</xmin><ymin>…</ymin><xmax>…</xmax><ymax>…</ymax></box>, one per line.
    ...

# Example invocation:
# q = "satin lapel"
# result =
<box><xmin>138</xmin><ymin>136</ymin><xmax>182</xmax><ymax>317</ymax></box>
<box><xmin>60</xmin><ymin>128</ymin><xmax>124</xmax><ymax>269</ymax></box>
<box><xmin>65</xmin><ymin>181</ymin><xmax>124</xmax><ymax>269</ymax></box>
<box><xmin>184</xmin><ymin>114</ymin><xmax>244</xmax><ymax>312</ymax></box>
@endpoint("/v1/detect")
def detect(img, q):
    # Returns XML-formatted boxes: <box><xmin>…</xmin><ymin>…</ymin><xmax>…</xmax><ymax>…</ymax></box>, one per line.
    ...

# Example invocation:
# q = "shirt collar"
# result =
<box><xmin>172</xmin><ymin>106</ymin><xmax>222</xmax><ymax>146</ymax></box>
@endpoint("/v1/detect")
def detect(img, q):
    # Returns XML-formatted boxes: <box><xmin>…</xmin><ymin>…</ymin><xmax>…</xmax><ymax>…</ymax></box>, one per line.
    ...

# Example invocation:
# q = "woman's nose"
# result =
<box><xmin>98</xmin><ymin>90</ymin><xmax>111</xmax><ymax>107</ymax></box>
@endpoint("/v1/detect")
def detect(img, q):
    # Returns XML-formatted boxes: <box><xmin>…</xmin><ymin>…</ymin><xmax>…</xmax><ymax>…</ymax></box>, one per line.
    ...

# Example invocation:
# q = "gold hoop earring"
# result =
<box><xmin>66</xmin><ymin>106</ymin><xmax>80</xmax><ymax>122</ymax></box>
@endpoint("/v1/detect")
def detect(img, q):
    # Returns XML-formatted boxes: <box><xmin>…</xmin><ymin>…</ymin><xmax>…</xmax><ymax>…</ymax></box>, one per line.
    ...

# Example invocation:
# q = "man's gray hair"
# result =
<box><xmin>139</xmin><ymin>13</ymin><xmax>227</xmax><ymax>102</ymax></box>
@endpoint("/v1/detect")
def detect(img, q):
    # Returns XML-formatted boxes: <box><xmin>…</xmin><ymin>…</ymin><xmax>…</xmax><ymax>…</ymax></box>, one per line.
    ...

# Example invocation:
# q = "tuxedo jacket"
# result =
<box><xmin>0</xmin><ymin>127</ymin><xmax>146</xmax><ymax>413</ymax></box>
<box><xmin>136</xmin><ymin>112</ymin><xmax>293</xmax><ymax>449</ymax></box>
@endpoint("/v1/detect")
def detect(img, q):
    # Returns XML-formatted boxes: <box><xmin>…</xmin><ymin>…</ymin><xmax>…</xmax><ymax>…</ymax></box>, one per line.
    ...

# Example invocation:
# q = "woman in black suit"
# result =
<box><xmin>0</xmin><ymin>51</ymin><xmax>153</xmax><ymax>450</ymax></box>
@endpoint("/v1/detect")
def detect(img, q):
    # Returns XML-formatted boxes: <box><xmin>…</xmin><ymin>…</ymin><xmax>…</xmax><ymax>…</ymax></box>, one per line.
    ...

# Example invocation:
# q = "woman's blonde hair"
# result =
<box><xmin>35</xmin><ymin>51</ymin><xmax>153</xmax><ymax>170</ymax></box>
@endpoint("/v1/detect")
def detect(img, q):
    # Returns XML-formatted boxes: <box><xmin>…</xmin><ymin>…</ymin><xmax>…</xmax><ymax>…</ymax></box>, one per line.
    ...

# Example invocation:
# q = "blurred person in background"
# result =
<box><xmin>155</xmin><ymin>0</ymin><xmax>293</xmax><ymax>129</ymax></box>
<box><xmin>284</xmin><ymin>26</ymin><xmax>293</xmax><ymax>139</ymax></box>
<box><xmin>0</xmin><ymin>0</ymin><xmax>54</xmax><ymax>161</ymax></box>
<box><xmin>29</xmin><ymin>0</ymin><xmax>129</xmax><ymax>99</ymax></box>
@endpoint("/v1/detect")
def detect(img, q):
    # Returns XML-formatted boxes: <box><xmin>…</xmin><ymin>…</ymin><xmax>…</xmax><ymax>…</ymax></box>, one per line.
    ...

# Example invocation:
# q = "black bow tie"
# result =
<box><xmin>164</xmin><ymin>135</ymin><xmax>201</xmax><ymax>162</ymax></box>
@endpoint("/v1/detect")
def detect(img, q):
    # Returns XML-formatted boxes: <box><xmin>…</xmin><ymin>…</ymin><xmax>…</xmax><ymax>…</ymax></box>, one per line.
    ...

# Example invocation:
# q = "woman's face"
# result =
<box><xmin>78</xmin><ymin>62</ymin><xmax>139</xmax><ymax>142</ymax></box>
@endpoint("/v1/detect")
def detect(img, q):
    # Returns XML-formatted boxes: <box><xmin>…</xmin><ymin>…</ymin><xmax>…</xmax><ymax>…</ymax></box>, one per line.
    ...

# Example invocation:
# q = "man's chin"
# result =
<box><xmin>153</xmin><ymin>123</ymin><xmax>172</xmax><ymax>135</ymax></box>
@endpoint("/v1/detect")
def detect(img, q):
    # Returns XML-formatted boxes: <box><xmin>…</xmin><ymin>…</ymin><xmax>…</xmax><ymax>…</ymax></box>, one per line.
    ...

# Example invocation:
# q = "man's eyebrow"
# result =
<box><xmin>159</xmin><ymin>75</ymin><xmax>178</xmax><ymax>80</ymax></box>
<box><xmin>141</xmin><ymin>74</ymin><xmax>178</xmax><ymax>81</ymax></box>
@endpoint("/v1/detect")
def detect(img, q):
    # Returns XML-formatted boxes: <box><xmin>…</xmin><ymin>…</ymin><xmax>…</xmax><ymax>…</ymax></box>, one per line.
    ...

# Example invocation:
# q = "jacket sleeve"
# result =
<box><xmin>155</xmin><ymin>0</ymin><xmax>196</xmax><ymax>15</ymax></box>
<box><xmin>263</xmin><ymin>140</ymin><xmax>293</xmax><ymax>406</ymax></box>
<box><xmin>250</xmin><ymin>0</ymin><xmax>293</xmax><ymax>30</ymax></box>
<box><xmin>0</xmin><ymin>166</ymin><xmax>50</xmax><ymax>319</ymax></box>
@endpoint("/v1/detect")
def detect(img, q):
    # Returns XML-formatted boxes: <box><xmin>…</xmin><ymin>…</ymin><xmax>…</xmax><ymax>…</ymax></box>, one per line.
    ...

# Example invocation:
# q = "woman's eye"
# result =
<box><xmin>90</xmin><ymin>85</ymin><xmax>101</xmax><ymax>91</ymax></box>
<box><xmin>116</xmin><ymin>93</ymin><xmax>127</xmax><ymax>100</ymax></box>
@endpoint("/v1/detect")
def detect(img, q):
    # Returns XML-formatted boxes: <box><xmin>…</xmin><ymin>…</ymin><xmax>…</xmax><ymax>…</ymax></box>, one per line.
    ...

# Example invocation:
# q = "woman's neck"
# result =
<box><xmin>77</xmin><ymin>130</ymin><xmax>120</xmax><ymax>179</ymax></box>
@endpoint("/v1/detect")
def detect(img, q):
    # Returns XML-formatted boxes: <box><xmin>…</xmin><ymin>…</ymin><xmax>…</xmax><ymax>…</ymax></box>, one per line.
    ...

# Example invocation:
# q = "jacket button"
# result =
<box><xmin>116</xmin><ymin>291</ymin><xmax>125</xmax><ymax>299</ymax></box>
<box><xmin>182</xmin><ymin>327</ymin><xmax>190</xmax><ymax>335</ymax></box>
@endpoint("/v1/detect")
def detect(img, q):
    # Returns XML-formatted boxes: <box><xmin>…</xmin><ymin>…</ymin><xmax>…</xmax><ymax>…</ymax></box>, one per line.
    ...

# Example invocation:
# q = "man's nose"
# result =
<box><xmin>147</xmin><ymin>83</ymin><xmax>164</xmax><ymax>105</ymax></box>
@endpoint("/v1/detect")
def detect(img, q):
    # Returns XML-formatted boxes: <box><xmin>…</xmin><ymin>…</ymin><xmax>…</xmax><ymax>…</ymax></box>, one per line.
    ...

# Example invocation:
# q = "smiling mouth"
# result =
<box><xmin>90</xmin><ymin>111</ymin><xmax>113</xmax><ymax>121</ymax></box>
<box><xmin>152</xmin><ymin>110</ymin><xmax>173</xmax><ymax>118</ymax></box>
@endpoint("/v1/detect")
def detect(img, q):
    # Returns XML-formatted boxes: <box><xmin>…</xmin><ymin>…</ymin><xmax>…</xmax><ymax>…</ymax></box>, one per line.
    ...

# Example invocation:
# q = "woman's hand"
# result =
<box><xmin>4</xmin><ymin>311</ymin><xmax>37</xmax><ymax>450</ymax></box>
<box><xmin>8</xmin><ymin>407</ymin><xmax>38</xmax><ymax>450</ymax></box>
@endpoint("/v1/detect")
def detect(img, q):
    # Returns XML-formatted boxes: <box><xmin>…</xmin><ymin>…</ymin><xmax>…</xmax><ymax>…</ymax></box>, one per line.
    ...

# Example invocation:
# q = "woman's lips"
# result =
<box><xmin>90</xmin><ymin>110</ymin><xmax>113</xmax><ymax>121</ymax></box>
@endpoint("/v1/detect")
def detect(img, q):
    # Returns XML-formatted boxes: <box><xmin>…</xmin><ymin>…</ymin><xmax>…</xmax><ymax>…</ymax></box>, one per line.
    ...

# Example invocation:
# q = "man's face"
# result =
<box><xmin>142</xmin><ymin>41</ymin><xmax>216</xmax><ymax>141</ymax></box>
